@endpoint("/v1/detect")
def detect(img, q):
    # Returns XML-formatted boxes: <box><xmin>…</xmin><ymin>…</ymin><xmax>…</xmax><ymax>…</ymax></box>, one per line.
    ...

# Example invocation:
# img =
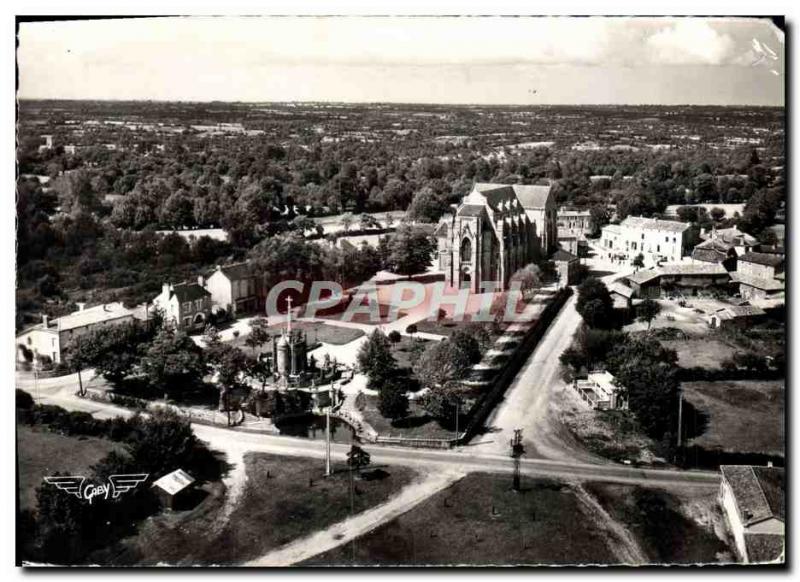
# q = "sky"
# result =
<box><xmin>17</xmin><ymin>16</ymin><xmax>785</xmax><ymax>106</ymax></box>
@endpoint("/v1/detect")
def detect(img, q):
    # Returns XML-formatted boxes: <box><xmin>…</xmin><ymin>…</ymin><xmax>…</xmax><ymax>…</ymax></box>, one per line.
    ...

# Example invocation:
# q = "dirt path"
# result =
<box><xmin>573</xmin><ymin>483</ymin><xmax>648</xmax><ymax>565</ymax></box>
<box><xmin>244</xmin><ymin>469</ymin><xmax>464</xmax><ymax>566</ymax></box>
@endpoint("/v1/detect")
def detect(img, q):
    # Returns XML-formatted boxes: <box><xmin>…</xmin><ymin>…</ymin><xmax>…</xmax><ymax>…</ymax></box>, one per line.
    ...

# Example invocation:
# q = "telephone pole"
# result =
<box><xmin>325</xmin><ymin>407</ymin><xmax>332</xmax><ymax>477</ymax></box>
<box><xmin>510</xmin><ymin>429</ymin><xmax>525</xmax><ymax>492</ymax></box>
<box><xmin>677</xmin><ymin>390</ymin><xmax>683</xmax><ymax>447</ymax></box>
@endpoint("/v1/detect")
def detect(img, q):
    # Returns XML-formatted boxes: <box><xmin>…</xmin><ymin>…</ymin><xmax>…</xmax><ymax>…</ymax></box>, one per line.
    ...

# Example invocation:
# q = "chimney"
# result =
<box><xmin>197</xmin><ymin>275</ymin><xmax>205</xmax><ymax>287</ymax></box>
<box><xmin>42</xmin><ymin>314</ymin><xmax>49</xmax><ymax>328</ymax></box>
<box><xmin>76</xmin><ymin>302</ymin><xmax>86</xmax><ymax>312</ymax></box>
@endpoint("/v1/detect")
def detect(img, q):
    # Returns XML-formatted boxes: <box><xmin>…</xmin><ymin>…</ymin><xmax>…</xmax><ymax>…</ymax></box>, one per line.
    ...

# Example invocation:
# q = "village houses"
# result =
<box><xmin>16</xmin><ymin>302</ymin><xmax>135</xmax><ymax>365</ymax></box>
<box><xmin>600</xmin><ymin>216</ymin><xmax>690</xmax><ymax>266</ymax></box>
<box><xmin>152</xmin><ymin>279</ymin><xmax>212</xmax><ymax>332</ymax></box>
<box><xmin>205</xmin><ymin>262</ymin><xmax>261</xmax><ymax>318</ymax></box>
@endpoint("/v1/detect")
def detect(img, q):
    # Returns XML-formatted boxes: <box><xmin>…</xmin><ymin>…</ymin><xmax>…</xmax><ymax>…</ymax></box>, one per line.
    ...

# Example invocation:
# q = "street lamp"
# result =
<box><xmin>510</xmin><ymin>429</ymin><xmax>525</xmax><ymax>492</ymax></box>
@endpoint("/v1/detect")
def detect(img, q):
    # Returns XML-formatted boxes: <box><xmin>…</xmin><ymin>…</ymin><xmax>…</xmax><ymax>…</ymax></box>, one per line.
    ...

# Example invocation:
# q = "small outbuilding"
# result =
<box><xmin>152</xmin><ymin>469</ymin><xmax>196</xmax><ymax>510</ymax></box>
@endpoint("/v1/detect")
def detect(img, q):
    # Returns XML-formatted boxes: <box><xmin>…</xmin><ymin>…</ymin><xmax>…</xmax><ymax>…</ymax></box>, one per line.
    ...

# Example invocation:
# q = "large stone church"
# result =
<box><xmin>434</xmin><ymin>182</ymin><xmax>557</xmax><ymax>292</ymax></box>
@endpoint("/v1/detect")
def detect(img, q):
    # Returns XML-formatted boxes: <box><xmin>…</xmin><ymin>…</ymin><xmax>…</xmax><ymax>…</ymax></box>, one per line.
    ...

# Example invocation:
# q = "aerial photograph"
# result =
<box><xmin>13</xmin><ymin>14</ymin><xmax>786</xmax><ymax>568</ymax></box>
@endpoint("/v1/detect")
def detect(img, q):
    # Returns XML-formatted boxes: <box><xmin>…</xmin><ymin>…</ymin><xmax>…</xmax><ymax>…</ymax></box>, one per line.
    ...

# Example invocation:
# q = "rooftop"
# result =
<box><xmin>610</xmin><ymin>282</ymin><xmax>634</xmax><ymax>298</ymax></box>
<box><xmin>152</xmin><ymin>469</ymin><xmax>196</xmax><ymax>496</ymax></box>
<box><xmin>551</xmin><ymin>249</ymin><xmax>578</xmax><ymax>262</ymax></box>
<box><xmin>215</xmin><ymin>261</ymin><xmax>254</xmax><ymax>281</ymax></box>
<box><xmin>18</xmin><ymin>302</ymin><xmax>133</xmax><ymax>336</ymax></box>
<box><xmin>169</xmin><ymin>282</ymin><xmax>211</xmax><ymax>303</ymax></box>
<box><xmin>730</xmin><ymin>272</ymin><xmax>785</xmax><ymax>292</ymax></box>
<box><xmin>621</xmin><ymin>216</ymin><xmax>690</xmax><ymax>233</ymax></box>
<box><xmin>721</xmin><ymin>465</ymin><xmax>784</xmax><ymax>527</ymax></box>
<box><xmin>626</xmin><ymin>268</ymin><xmax>661</xmax><ymax>285</ymax></box>
<box><xmin>658</xmin><ymin>262</ymin><xmax>730</xmax><ymax>277</ymax></box>
<box><xmin>744</xmin><ymin>533</ymin><xmax>785</xmax><ymax>564</ymax></box>
<box><xmin>739</xmin><ymin>252</ymin><xmax>785</xmax><ymax>268</ymax></box>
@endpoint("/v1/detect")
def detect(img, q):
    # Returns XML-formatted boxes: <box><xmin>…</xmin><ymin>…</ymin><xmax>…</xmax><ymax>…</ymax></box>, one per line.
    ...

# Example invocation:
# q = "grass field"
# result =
<box><xmin>304</xmin><ymin>473</ymin><xmax>617</xmax><ymax>566</ymax></box>
<box><xmin>660</xmin><ymin>339</ymin><xmax>738</xmax><ymax>369</ymax></box>
<box><xmin>232</xmin><ymin>320</ymin><xmax>365</xmax><ymax>353</ymax></box>
<box><xmin>584</xmin><ymin>482</ymin><xmax>733</xmax><ymax>564</ymax></box>
<box><xmin>681</xmin><ymin>379</ymin><xmax>784</xmax><ymax>456</ymax></box>
<box><xmin>105</xmin><ymin>453</ymin><xmax>416</xmax><ymax>565</ymax></box>
<box><xmin>16</xmin><ymin>424</ymin><xmax>125</xmax><ymax>511</ymax></box>
<box><xmin>362</xmin><ymin>395</ymin><xmax>457</xmax><ymax>440</ymax></box>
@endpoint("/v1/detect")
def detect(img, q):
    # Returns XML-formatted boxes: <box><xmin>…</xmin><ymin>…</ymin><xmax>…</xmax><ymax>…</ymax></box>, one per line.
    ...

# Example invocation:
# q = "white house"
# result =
<box><xmin>719</xmin><ymin>465</ymin><xmax>784</xmax><ymax>564</ymax></box>
<box><xmin>16</xmin><ymin>302</ymin><xmax>134</xmax><ymax>364</ymax></box>
<box><xmin>205</xmin><ymin>262</ymin><xmax>260</xmax><ymax>318</ymax></box>
<box><xmin>600</xmin><ymin>216</ymin><xmax>690</xmax><ymax>266</ymax></box>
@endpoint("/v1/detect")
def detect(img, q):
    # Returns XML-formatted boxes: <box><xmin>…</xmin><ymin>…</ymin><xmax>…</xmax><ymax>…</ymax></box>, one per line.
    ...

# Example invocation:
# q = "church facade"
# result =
<box><xmin>434</xmin><ymin>182</ymin><xmax>557</xmax><ymax>292</ymax></box>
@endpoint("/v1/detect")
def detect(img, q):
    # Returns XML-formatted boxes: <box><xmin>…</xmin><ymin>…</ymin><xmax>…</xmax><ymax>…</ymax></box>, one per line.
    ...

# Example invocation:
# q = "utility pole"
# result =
<box><xmin>325</xmin><ymin>407</ymin><xmax>332</xmax><ymax>477</ymax></box>
<box><xmin>677</xmin><ymin>390</ymin><xmax>683</xmax><ymax>447</ymax></box>
<box><xmin>454</xmin><ymin>397</ymin><xmax>460</xmax><ymax>443</ymax></box>
<box><xmin>510</xmin><ymin>428</ymin><xmax>525</xmax><ymax>492</ymax></box>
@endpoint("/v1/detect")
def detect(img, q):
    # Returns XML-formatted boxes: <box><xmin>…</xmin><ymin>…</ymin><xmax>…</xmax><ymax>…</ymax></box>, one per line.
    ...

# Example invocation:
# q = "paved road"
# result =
<box><xmin>481</xmin><ymin>262</ymin><xmax>631</xmax><ymax>462</ymax></box>
<box><xmin>21</xmin><ymin>376</ymin><xmax>718</xmax><ymax>490</ymax></box>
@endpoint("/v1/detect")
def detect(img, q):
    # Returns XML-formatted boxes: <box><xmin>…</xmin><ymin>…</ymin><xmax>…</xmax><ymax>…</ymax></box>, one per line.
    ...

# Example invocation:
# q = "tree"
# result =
<box><xmin>358</xmin><ymin>213</ymin><xmax>381</xmax><ymax>231</ymax></box>
<box><xmin>607</xmin><ymin>337</ymin><xmax>679</xmax><ymax>441</ymax></box>
<box><xmin>632</xmin><ymin>253</ymin><xmax>645</xmax><ymax>270</ymax></box>
<box><xmin>377</xmin><ymin>379</ymin><xmax>409</xmax><ymax>422</ymax></box>
<box><xmin>413</xmin><ymin>337</ymin><xmax>479</xmax><ymax>390</ymax></box>
<box><xmin>66</xmin><ymin>321</ymin><xmax>150</xmax><ymax>387</ymax></box>
<box><xmin>406</xmin><ymin>187</ymin><xmax>449</xmax><ymax>223</ymax></box>
<box><xmin>510</xmin><ymin>263</ymin><xmax>543</xmax><ymax>301</ymax></box>
<box><xmin>637</xmin><ymin>298</ymin><xmax>661</xmax><ymax>330</ymax></box>
<box><xmin>140</xmin><ymin>328</ymin><xmax>206</xmax><ymax>398</ymax></box>
<box><xmin>576</xmin><ymin>277</ymin><xmax>614</xmax><ymax>329</ymax></box>
<box><xmin>346</xmin><ymin>444</ymin><xmax>371</xmax><ymax>476</ymax></box>
<box><xmin>385</xmin><ymin>224</ymin><xmax>435</xmax><ymax>276</ymax></box>
<box><xmin>405</xmin><ymin>324</ymin><xmax>418</xmax><ymax>337</ymax></box>
<box><xmin>245</xmin><ymin>316</ymin><xmax>271</xmax><ymax>354</ymax></box>
<box><xmin>387</xmin><ymin>330</ymin><xmax>402</xmax><ymax>346</ymax></box>
<box><xmin>589</xmin><ymin>204</ymin><xmax>610</xmax><ymax>237</ymax></box>
<box><xmin>356</xmin><ymin>329</ymin><xmax>398</xmax><ymax>389</ymax></box>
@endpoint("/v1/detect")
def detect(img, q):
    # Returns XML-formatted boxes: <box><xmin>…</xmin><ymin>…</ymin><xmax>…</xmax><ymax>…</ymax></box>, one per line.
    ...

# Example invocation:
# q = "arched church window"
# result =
<box><xmin>460</xmin><ymin>237</ymin><xmax>472</xmax><ymax>262</ymax></box>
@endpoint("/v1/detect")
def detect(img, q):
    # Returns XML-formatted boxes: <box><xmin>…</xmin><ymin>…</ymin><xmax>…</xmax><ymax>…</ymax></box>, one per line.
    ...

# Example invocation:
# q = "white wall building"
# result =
<box><xmin>719</xmin><ymin>465</ymin><xmax>784</xmax><ymax>564</ymax></box>
<box><xmin>600</xmin><ymin>216</ymin><xmax>690</xmax><ymax>266</ymax></box>
<box><xmin>16</xmin><ymin>302</ymin><xmax>134</xmax><ymax>364</ymax></box>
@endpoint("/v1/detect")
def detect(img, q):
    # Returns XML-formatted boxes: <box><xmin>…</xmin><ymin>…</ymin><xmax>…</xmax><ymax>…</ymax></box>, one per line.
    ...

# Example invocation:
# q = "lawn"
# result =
<box><xmin>584</xmin><ymin>482</ymin><xmax>733</xmax><ymax>564</ymax></box>
<box><xmin>660</xmin><ymin>339</ymin><xmax>738</xmax><ymax>369</ymax></box>
<box><xmin>16</xmin><ymin>424</ymin><xmax>126</xmax><ymax>511</ymax></box>
<box><xmin>231</xmin><ymin>320</ymin><xmax>364</xmax><ymax>353</ymax></box>
<box><xmin>304</xmin><ymin>473</ymin><xmax>617</xmax><ymax>566</ymax></box>
<box><xmin>362</xmin><ymin>395</ymin><xmax>458</xmax><ymax>441</ymax></box>
<box><xmin>102</xmin><ymin>453</ymin><xmax>416</xmax><ymax>565</ymax></box>
<box><xmin>681</xmin><ymin>380</ymin><xmax>784</xmax><ymax>457</ymax></box>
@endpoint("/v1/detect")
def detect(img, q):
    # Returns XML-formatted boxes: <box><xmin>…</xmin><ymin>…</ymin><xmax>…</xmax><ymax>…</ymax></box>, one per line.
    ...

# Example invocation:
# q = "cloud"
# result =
<box><xmin>644</xmin><ymin>20</ymin><xmax>736</xmax><ymax>65</ymax></box>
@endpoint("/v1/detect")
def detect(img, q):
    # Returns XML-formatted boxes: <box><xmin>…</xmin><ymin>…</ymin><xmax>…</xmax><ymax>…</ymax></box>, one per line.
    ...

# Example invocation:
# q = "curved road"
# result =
<box><xmin>19</xmin><ymin>371</ymin><xmax>718</xmax><ymax>490</ymax></box>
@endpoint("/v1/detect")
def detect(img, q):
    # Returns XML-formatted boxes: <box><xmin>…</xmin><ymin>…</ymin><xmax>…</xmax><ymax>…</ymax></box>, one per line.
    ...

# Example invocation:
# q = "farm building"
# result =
<box><xmin>719</xmin><ymin>465</ymin><xmax>784</xmax><ymax>564</ymax></box>
<box><xmin>706</xmin><ymin>305</ymin><xmax>766</xmax><ymax>329</ymax></box>
<box><xmin>622</xmin><ymin>263</ymin><xmax>731</xmax><ymax>299</ymax></box>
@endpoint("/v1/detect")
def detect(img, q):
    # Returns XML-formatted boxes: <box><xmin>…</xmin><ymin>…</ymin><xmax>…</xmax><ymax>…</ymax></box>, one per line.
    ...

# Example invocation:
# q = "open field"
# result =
<box><xmin>304</xmin><ymin>473</ymin><xmax>622</xmax><ymax>566</ymax></box>
<box><xmin>100</xmin><ymin>452</ymin><xmax>416</xmax><ymax>565</ymax></box>
<box><xmin>681</xmin><ymin>380</ymin><xmax>784</xmax><ymax>457</ymax></box>
<box><xmin>16</xmin><ymin>424</ymin><xmax>125</xmax><ymax>511</ymax></box>
<box><xmin>584</xmin><ymin>482</ymin><xmax>733</xmax><ymax>564</ymax></box>
<box><xmin>661</xmin><ymin>338</ymin><xmax>738</xmax><ymax>369</ymax></box>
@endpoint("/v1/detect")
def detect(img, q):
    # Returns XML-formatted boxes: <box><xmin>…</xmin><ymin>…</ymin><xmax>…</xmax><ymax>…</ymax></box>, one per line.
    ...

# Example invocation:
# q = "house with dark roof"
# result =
<box><xmin>622</xmin><ymin>262</ymin><xmax>732</xmax><ymax>299</ymax></box>
<box><xmin>719</xmin><ymin>465</ymin><xmax>784</xmax><ymax>564</ymax></box>
<box><xmin>738</xmin><ymin>252</ymin><xmax>785</xmax><ymax>281</ymax></box>
<box><xmin>152</xmin><ymin>278</ymin><xmax>212</xmax><ymax>331</ymax></box>
<box><xmin>206</xmin><ymin>262</ymin><xmax>260</xmax><ymax>318</ymax></box>
<box><xmin>692</xmin><ymin>238</ymin><xmax>739</xmax><ymax>271</ymax></box>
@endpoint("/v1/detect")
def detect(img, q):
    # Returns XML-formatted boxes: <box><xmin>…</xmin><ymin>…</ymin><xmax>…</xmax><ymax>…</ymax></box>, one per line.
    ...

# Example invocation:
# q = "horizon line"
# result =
<box><xmin>16</xmin><ymin>97</ymin><xmax>785</xmax><ymax>109</ymax></box>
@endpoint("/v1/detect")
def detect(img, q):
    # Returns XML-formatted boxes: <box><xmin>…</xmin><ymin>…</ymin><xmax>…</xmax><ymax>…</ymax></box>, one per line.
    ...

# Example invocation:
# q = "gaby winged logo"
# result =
<box><xmin>44</xmin><ymin>474</ymin><xmax>149</xmax><ymax>504</ymax></box>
